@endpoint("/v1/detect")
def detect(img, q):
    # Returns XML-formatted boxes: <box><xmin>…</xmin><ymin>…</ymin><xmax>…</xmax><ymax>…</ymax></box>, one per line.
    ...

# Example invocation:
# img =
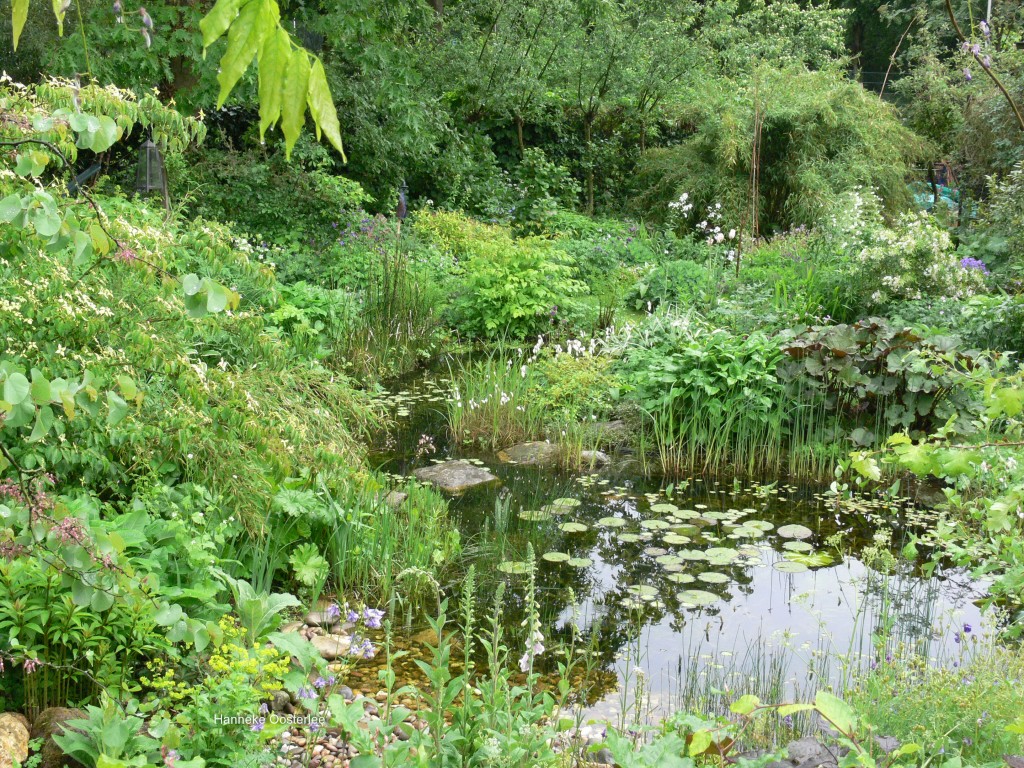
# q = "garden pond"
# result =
<box><xmin>364</xmin><ymin>368</ymin><xmax>989</xmax><ymax>722</ymax></box>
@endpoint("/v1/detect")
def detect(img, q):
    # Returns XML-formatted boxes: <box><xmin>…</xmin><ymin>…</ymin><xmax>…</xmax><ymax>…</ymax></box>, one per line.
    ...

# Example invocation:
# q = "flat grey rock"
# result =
<box><xmin>580</xmin><ymin>450</ymin><xmax>611</xmax><ymax>466</ymax></box>
<box><xmin>497</xmin><ymin>441</ymin><xmax>559</xmax><ymax>465</ymax></box>
<box><xmin>413</xmin><ymin>461</ymin><xmax>499</xmax><ymax>493</ymax></box>
<box><xmin>786</xmin><ymin>738</ymin><xmax>837</xmax><ymax>768</ymax></box>
<box><xmin>311</xmin><ymin>634</ymin><xmax>351</xmax><ymax>660</ymax></box>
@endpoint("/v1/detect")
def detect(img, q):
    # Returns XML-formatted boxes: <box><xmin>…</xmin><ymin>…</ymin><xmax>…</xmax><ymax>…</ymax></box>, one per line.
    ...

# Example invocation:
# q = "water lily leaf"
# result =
<box><xmin>786</xmin><ymin>552</ymin><xmax>834</xmax><ymax>568</ymax></box>
<box><xmin>663</xmin><ymin>533</ymin><xmax>691</xmax><ymax>546</ymax></box>
<box><xmin>498</xmin><ymin>561</ymin><xmax>529</xmax><ymax>575</ymax></box>
<box><xmin>678</xmin><ymin>549</ymin><xmax>707</xmax><ymax>561</ymax></box>
<box><xmin>618</xmin><ymin>533</ymin><xmax>642</xmax><ymax>543</ymax></box>
<box><xmin>668</xmin><ymin>573</ymin><xmax>694</xmax><ymax>584</ymax></box>
<box><xmin>773</xmin><ymin>561</ymin><xmax>808</xmax><ymax>573</ymax></box>
<box><xmin>627</xmin><ymin>584</ymin><xmax>658</xmax><ymax>597</ymax></box>
<box><xmin>677</xmin><ymin>589</ymin><xmax>720</xmax><ymax>607</ymax></box>
<box><xmin>598</xmin><ymin>516</ymin><xmax>626</xmax><ymax>528</ymax></box>
<box><xmin>542</xmin><ymin>552</ymin><xmax>570</xmax><ymax>563</ymax></box>
<box><xmin>782</xmin><ymin>541</ymin><xmax>814</xmax><ymax>552</ymax></box>
<box><xmin>698</xmin><ymin>572</ymin><xmax>728</xmax><ymax>584</ymax></box>
<box><xmin>705</xmin><ymin>547</ymin><xmax>739</xmax><ymax>563</ymax></box>
<box><xmin>567</xmin><ymin>557</ymin><xmax>593</xmax><ymax>568</ymax></box>
<box><xmin>551</xmin><ymin>498</ymin><xmax>581</xmax><ymax>509</ymax></box>
<box><xmin>559</xmin><ymin>522</ymin><xmax>588</xmax><ymax>533</ymax></box>
<box><xmin>519</xmin><ymin>510</ymin><xmax>552</xmax><ymax>521</ymax></box>
<box><xmin>777</xmin><ymin>524</ymin><xmax>813</xmax><ymax>540</ymax></box>
<box><xmin>650</xmin><ymin>503</ymin><xmax>678</xmax><ymax>513</ymax></box>
<box><xmin>640</xmin><ymin>519</ymin><xmax>670</xmax><ymax>530</ymax></box>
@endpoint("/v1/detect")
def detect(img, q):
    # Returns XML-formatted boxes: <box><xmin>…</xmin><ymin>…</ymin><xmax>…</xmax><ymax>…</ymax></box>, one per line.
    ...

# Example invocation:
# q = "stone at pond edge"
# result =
<box><xmin>384</xmin><ymin>491</ymin><xmax>408</xmax><ymax>509</ymax></box>
<box><xmin>784</xmin><ymin>737</ymin><xmax>839</xmax><ymax>768</ymax></box>
<box><xmin>31</xmin><ymin>707</ymin><xmax>87</xmax><ymax>768</ymax></box>
<box><xmin>305</xmin><ymin>610</ymin><xmax>336</xmax><ymax>627</ymax></box>
<box><xmin>0</xmin><ymin>713</ymin><xmax>29</xmax><ymax>768</ymax></box>
<box><xmin>497</xmin><ymin>441</ymin><xmax>559</xmax><ymax>466</ymax></box>
<box><xmin>413</xmin><ymin>461</ymin><xmax>499</xmax><ymax>493</ymax></box>
<box><xmin>579</xmin><ymin>450</ymin><xmax>611</xmax><ymax>467</ymax></box>
<box><xmin>311</xmin><ymin>634</ymin><xmax>352</xmax><ymax>660</ymax></box>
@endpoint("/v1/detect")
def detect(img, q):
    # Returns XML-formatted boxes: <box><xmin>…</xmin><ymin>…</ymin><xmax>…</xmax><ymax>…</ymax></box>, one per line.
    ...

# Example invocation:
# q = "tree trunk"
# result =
<box><xmin>515</xmin><ymin>114</ymin><xmax>525</xmax><ymax>156</ymax></box>
<box><xmin>928</xmin><ymin>163</ymin><xmax>940</xmax><ymax>206</ymax></box>
<box><xmin>584</xmin><ymin>116</ymin><xmax>594</xmax><ymax>215</ymax></box>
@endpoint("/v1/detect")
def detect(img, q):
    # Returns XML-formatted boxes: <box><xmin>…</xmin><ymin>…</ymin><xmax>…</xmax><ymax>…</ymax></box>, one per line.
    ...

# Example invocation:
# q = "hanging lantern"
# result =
<box><xmin>135</xmin><ymin>138</ymin><xmax>170</xmax><ymax>210</ymax></box>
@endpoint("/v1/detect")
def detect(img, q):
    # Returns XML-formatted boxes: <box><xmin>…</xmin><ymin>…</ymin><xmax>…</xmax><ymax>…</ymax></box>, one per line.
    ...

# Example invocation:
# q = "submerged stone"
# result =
<box><xmin>497</xmin><ymin>441</ymin><xmax>559</xmax><ymax>465</ymax></box>
<box><xmin>579</xmin><ymin>450</ymin><xmax>611</xmax><ymax>467</ymax></box>
<box><xmin>413</xmin><ymin>461</ymin><xmax>499</xmax><ymax>492</ymax></box>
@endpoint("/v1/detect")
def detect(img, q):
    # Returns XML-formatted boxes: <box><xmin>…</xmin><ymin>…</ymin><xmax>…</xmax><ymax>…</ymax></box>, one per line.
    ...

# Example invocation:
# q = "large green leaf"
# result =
<box><xmin>257</xmin><ymin>26</ymin><xmax>290</xmax><ymax>139</ymax></box>
<box><xmin>200</xmin><ymin>0</ymin><xmax>241</xmax><ymax>48</ymax></box>
<box><xmin>814</xmin><ymin>691</ymin><xmax>855</xmax><ymax>735</ymax></box>
<box><xmin>11</xmin><ymin>0</ymin><xmax>28</xmax><ymax>50</ymax></box>
<box><xmin>307</xmin><ymin>59</ymin><xmax>345</xmax><ymax>161</ymax></box>
<box><xmin>3</xmin><ymin>372</ymin><xmax>30</xmax><ymax>406</ymax></box>
<box><xmin>280</xmin><ymin>47</ymin><xmax>311</xmax><ymax>157</ymax></box>
<box><xmin>216</xmin><ymin>0</ymin><xmax>278</xmax><ymax>108</ymax></box>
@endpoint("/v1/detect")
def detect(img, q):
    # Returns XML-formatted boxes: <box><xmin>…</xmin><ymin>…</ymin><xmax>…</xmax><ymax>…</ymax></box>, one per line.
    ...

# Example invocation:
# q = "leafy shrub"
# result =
<box><xmin>778</xmin><ymin>319</ymin><xmax>989</xmax><ymax>442</ymax></box>
<box><xmin>891</xmin><ymin>294</ymin><xmax>1024</xmax><ymax>354</ymax></box>
<box><xmin>417</xmin><ymin>211</ymin><xmax>585</xmax><ymax>339</ymax></box>
<box><xmin>510</xmin><ymin>148</ymin><xmax>580</xmax><ymax>233</ymax></box>
<box><xmin>851</xmin><ymin>213</ymin><xmax>987</xmax><ymax>307</ymax></box>
<box><xmin>983</xmin><ymin>160</ymin><xmax>1024</xmax><ymax>283</ymax></box>
<box><xmin>626</xmin><ymin>258</ymin><xmax>717</xmax><ymax>312</ymax></box>
<box><xmin>610</xmin><ymin>309</ymin><xmax>789</xmax><ymax>475</ymax></box>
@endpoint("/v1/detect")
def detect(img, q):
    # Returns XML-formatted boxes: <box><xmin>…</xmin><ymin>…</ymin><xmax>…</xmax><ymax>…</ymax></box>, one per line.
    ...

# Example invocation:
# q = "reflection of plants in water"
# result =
<box><xmin>617</xmin><ymin>605</ymin><xmax>652</xmax><ymax>732</ymax></box>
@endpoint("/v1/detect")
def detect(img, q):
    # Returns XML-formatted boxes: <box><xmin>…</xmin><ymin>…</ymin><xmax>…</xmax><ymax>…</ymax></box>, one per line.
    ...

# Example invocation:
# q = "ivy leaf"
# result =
<box><xmin>216</xmin><ymin>0</ymin><xmax>278</xmax><ymax>108</ymax></box>
<box><xmin>307</xmin><ymin>59</ymin><xmax>346</xmax><ymax>161</ymax></box>
<box><xmin>258</xmin><ymin>26</ymin><xmax>290</xmax><ymax>140</ymax></box>
<box><xmin>280</xmin><ymin>47</ymin><xmax>311</xmax><ymax>158</ymax></box>
<box><xmin>200</xmin><ymin>0</ymin><xmax>241</xmax><ymax>49</ymax></box>
<box><xmin>12</xmin><ymin>0</ymin><xmax>28</xmax><ymax>50</ymax></box>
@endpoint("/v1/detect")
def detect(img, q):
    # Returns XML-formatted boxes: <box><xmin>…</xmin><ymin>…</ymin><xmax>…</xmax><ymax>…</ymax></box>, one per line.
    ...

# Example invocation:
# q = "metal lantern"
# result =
<box><xmin>136</xmin><ymin>138</ymin><xmax>170</xmax><ymax>210</ymax></box>
<box><xmin>396</xmin><ymin>179</ymin><xmax>409</xmax><ymax>220</ymax></box>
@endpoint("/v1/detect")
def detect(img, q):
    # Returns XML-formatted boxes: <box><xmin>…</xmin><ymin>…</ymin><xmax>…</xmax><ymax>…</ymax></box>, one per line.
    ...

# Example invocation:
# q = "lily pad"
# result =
<box><xmin>663</xmin><ymin>533</ymin><xmax>692</xmax><ymax>546</ymax></box>
<box><xmin>786</xmin><ymin>552</ymin><xmax>834</xmax><ymax>568</ymax></box>
<box><xmin>697</xmin><ymin>572</ymin><xmax>729</xmax><ymax>584</ymax></box>
<box><xmin>677</xmin><ymin>589</ymin><xmax>720</xmax><ymax>607</ymax></box>
<box><xmin>668</xmin><ymin>573</ymin><xmax>695</xmax><ymax>584</ymax></box>
<box><xmin>705</xmin><ymin>547</ymin><xmax>739</xmax><ymax>563</ymax></box>
<box><xmin>773</xmin><ymin>560</ymin><xmax>808</xmax><ymax>573</ymax></box>
<box><xmin>519</xmin><ymin>509</ymin><xmax>552</xmax><ymax>522</ymax></box>
<box><xmin>559</xmin><ymin>522</ymin><xmax>589</xmax><ymax>533</ymax></box>
<box><xmin>598</xmin><ymin>517</ymin><xmax>626</xmax><ymax>528</ymax></box>
<box><xmin>640</xmin><ymin>519</ymin><xmax>670</xmax><ymax>530</ymax></box>
<box><xmin>618</xmin><ymin>533</ymin><xmax>643</xmax><ymax>543</ymax></box>
<box><xmin>542</xmin><ymin>552</ymin><xmax>570</xmax><ymax>563</ymax></box>
<box><xmin>567</xmin><ymin>557</ymin><xmax>593</xmax><ymax>568</ymax></box>
<box><xmin>627</xmin><ymin>584</ymin><xmax>659</xmax><ymax>597</ymax></box>
<box><xmin>498</xmin><ymin>561</ymin><xmax>529</xmax><ymax>575</ymax></box>
<box><xmin>678</xmin><ymin>549</ymin><xmax>707</xmax><ymax>561</ymax></box>
<box><xmin>777</xmin><ymin>524</ymin><xmax>813</xmax><ymax>540</ymax></box>
<box><xmin>655</xmin><ymin>554</ymin><xmax>683</xmax><ymax>566</ymax></box>
<box><xmin>782</xmin><ymin>540</ymin><xmax>814</xmax><ymax>552</ymax></box>
<box><xmin>650</xmin><ymin>503</ymin><xmax>679</xmax><ymax>514</ymax></box>
<box><xmin>551</xmin><ymin>498</ymin><xmax>581</xmax><ymax>510</ymax></box>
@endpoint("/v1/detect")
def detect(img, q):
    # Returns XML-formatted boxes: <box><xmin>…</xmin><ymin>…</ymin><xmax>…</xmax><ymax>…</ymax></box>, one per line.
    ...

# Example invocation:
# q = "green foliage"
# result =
<box><xmin>891</xmin><ymin>294</ymin><xmax>1024</xmax><ymax>355</ymax></box>
<box><xmin>610</xmin><ymin>309</ymin><xmax>790</xmax><ymax>475</ymax></box>
<box><xmin>634</xmin><ymin>69</ymin><xmax>921</xmax><ymax>233</ymax></box>
<box><xmin>779</xmin><ymin>319</ymin><xmax>989</xmax><ymax>442</ymax></box>
<box><xmin>417</xmin><ymin>211</ymin><xmax>585</xmax><ymax>339</ymax></box>
<box><xmin>848</xmin><ymin>643</ymin><xmax>1024</xmax><ymax>763</ymax></box>
<box><xmin>52</xmin><ymin>698</ymin><xmax>162</xmax><ymax>768</ymax></box>
<box><xmin>509</xmin><ymin>148</ymin><xmax>580</xmax><ymax>233</ymax></box>
<box><xmin>626</xmin><ymin>258</ymin><xmax>717</xmax><ymax>312</ymax></box>
<box><xmin>983</xmin><ymin>161</ymin><xmax>1024</xmax><ymax>279</ymax></box>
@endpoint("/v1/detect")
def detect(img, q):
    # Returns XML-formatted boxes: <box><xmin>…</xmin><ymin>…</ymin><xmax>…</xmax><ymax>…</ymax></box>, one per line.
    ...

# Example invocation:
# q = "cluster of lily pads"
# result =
<box><xmin>501</xmin><ymin>493</ymin><xmax>836</xmax><ymax>610</ymax></box>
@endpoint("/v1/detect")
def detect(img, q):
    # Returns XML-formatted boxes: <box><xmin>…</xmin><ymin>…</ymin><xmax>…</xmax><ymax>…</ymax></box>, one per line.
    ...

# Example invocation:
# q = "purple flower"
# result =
<box><xmin>139</xmin><ymin>6</ymin><xmax>153</xmax><ymax>29</ymax></box>
<box><xmin>297</xmin><ymin>686</ymin><xmax>316</xmax><ymax>700</ymax></box>
<box><xmin>259</xmin><ymin>702</ymin><xmax>269</xmax><ymax>715</ymax></box>
<box><xmin>963</xmin><ymin>623</ymin><xmax>972</xmax><ymax>634</ymax></box>
<box><xmin>782</xmin><ymin>715</ymin><xmax>794</xmax><ymax>727</ymax></box>
<box><xmin>346</xmin><ymin>608</ymin><xmax>359</xmax><ymax>624</ymax></box>
<box><xmin>363</xmin><ymin>607</ymin><xmax>384</xmax><ymax>629</ymax></box>
<box><xmin>250</xmin><ymin>718</ymin><xmax>265</xmax><ymax>733</ymax></box>
<box><xmin>959</xmin><ymin>257</ymin><xmax>989</xmax><ymax>273</ymax></box>
<box><xmin>964</xmin><ymin>68</ymin><xmax>972</xmax><ymax>82</ymax></box>
<box><xmin>310</xmin><ymin>721</ymin><xmax>320</xmax><ymax>733</ymax></box>
<box><xmin>325</xmin><ymin>602</ymin><xmax>341</xmax><ymax>622</ymax></box>
<box><xmin>980</xmin><ymin>19</ymin><xmax>990</xmax><ymax>38</ymax></box>
<box><xmin>313</xmin><ymin>676</ymin><xmax>328</xmax><ymax>689</ymax></box>
<box><xmin>954</xmin><ymin>633</ymin><xmax>961</xmax><ymax>644</ymax></box>
<box><xmin>982</xmin><ymin>55</ymin><xmax>991</xmax><ymax>69</ymax></box>
<box><xmin>971</xmin><ymin>43</ymin><xmax>981</xmax><ymax>55</ymax></box>
<box><xmin>961</xmin><ymin>41</ymin><xmax>971</xmax><ymax>53</ymax></box>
